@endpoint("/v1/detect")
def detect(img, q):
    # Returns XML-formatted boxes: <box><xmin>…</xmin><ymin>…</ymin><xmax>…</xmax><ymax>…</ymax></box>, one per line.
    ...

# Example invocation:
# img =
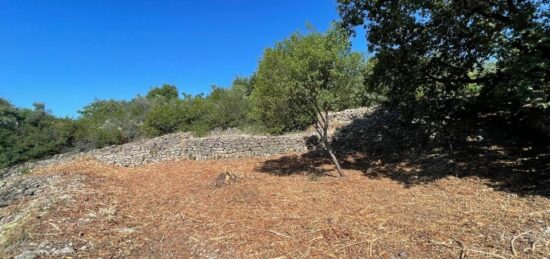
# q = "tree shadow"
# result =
<box><xmin>257</xmin><ymin>107</ymin><xmax>550</xmax><ymax>197</ymax></box>
<box><xmin>256</xmin><ymin>152</ymin><xmax>331</xmax><ymax>176</ymax></box>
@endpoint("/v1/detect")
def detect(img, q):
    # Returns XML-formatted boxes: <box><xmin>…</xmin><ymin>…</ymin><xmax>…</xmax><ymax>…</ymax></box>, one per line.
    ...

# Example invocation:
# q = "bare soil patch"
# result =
<box><xmin>4</xmin><ymin>156</ymin><xmax>550</xmax><ymax>258</ymax></box>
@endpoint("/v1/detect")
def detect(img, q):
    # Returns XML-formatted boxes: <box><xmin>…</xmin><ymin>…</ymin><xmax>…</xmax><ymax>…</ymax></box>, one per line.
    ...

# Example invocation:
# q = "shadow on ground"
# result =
<box><xmin>257</xmin><ymin>107</ymin><xmax>550</xmax><ymax>197</ymax></box>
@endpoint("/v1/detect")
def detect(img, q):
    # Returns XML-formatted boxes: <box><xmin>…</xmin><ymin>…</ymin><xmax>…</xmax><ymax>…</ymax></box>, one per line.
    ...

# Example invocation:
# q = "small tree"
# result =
<box><xmin>252</xmin><ymin>24</ymin><xmax>365</xmax><ymax>176</ymax></box>
<box><xmin>75</xmin><ymin>99</ymin><xmax>143</xmax><ymax>147</ymax></box>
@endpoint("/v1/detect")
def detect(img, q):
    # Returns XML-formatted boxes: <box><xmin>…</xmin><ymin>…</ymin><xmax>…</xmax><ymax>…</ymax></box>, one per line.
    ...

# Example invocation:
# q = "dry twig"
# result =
<box><xmin>455</xmin><ymin>240</ymin><xmax>465</xmax><ymax>259</ymax></box>
<box><xmin>336</xmin><ymin>240</ymin><xmax>371</xmax><ymax>251</ymax></box>
<box><xmin>269</xmin><ymin>229</ymin><xmax>293</xmax><ymax>239</ymax></box>
<box><xmin>466</xmin><ymin>248</ymin><xmax>507</xmax><ymax>259</ymax></box>
<box><xmin>307</xmin><ymin>236</ymin><xmax>324</xmax><ymax>243</ymax></box>
<box><xmin>431</xmin><ymin>240</ymin><xmax>508</xmax><ymax>259</ymax></box>
<box><xmin>511</xmin><ymin>230</ymin><xmax>532</xmax><ymax>256</ymax></box>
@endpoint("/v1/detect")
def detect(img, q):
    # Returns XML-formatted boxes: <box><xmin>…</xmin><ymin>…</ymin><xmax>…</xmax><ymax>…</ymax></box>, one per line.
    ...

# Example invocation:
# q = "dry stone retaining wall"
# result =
<box><xmin>328</xmin><ymin>107</ymin><xmax>374</xmax><ymax>122</ymax></box>
<box><xmin>93</xmin><ymin>132</ymin><xmax>314</xmax><ymax>167</ymax></box>
<box><xmin>1</xmin><ymin>107</ymin><xmax>376</xmax><ymax>178</ymax></box>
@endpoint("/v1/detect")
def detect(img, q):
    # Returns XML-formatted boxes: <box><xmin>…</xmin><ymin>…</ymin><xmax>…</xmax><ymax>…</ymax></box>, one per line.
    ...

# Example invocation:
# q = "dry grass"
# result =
<box><xmin>16</xmin><ymin>156</ymin><xmax>550</xmax><ymax>258</ymax></box>
<box><xmin>0</xmin><ymin>173</ymin><xmax>85</xmax><ymax>257</ymax></box>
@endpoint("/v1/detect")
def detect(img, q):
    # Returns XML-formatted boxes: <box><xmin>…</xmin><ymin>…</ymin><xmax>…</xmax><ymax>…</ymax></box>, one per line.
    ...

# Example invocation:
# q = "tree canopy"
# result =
<box><xmin>0</xmin><ymin>99</ymin><xmax>75</xmax><ymax>168</ymax></box>
<box><xmin>251</xmin><ymin>25</ymin><xmax>366</xmax><ymax>134</ymax></box>
<box><xmin>338</xmin><ymin>0</ymin><xmax>549</xmax><ymax>125</ymax></box>
<box><xmin>250</xmin><ymin>24</ymin><xmax>367</xmax><ymax>175</ymax></box>
<box><xmin>146</xmin><ymin>84</ymin><xmax>179</xmax><ymax>100</ymax></box>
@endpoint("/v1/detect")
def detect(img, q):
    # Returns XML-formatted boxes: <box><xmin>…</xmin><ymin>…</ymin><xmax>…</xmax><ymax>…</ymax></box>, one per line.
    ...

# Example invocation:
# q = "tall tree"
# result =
<box><xmin>338</xmin><ymin>0</ymin><xmax>549</xmax><ymax>126</ymax></box>
<box><xmin>251</xmin><ymin>25</ymin><xmax>366</xmax><ymax>176</ymax></box>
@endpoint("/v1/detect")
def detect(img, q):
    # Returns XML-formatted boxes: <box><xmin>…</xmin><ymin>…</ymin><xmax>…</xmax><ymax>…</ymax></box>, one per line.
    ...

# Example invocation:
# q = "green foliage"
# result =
<box><xmin>203</xmin><ymin>83</ymin><xmax>251</xmax><ymax>129</ymax></box>
<box><xmin>250</xmin><ymin>24</ymin><xmax>366</xmax><ymax>134</ymax></box>
<box><xmin>0</xmin><ymin>99</ymin><xmax>76</xmax><ymax>168</ymax></box>
<box><xmin>142</xmin><ymin>100</ymin><xmax>185</xmax><ymax>136</ymax></box>
<box><xmin>486</xmin><ymin>23</ymin><xmax>550</xmax><ymax>111</ymax></box>
<box><xmin>0</xmin><ymin>79</ymin><xmax>256</xmax><ymax>168</ymax></box>
<box><xmin>184</xmin><ymin>95</ymin><xmax>212</xmax><ymax>136</ymax></box>
<box><xmin>338</xmin><ymin>0</ymin><xmax>549</xmax><ymax>125</ymax></box>
<box><xmin>142</xmin><ymin>85</ymin><xmax>202</xmax><ymax>137</ymax></box>
<box><xmin>146</xmin><ymin>84</ymin><xmax>179</xmax><ymax>100</ymax></box>
<box><xmin>362</xmin><ymin>57</ymin><xmax>386</xmax><ymax>106</ymax></box>
<box><xmin>75</xmin><ymin>98</ymin><xmax>148</xmax><ymax>148</ymax></box>
<box><xmin>142</xmin><ymin>79</ymin><xmax>253</xmax><ymax>137</ymax></box>
<box><xmin>232</xmin><ymin>75</ymin><xmax>255</xmax><ymax>96</ymax></box>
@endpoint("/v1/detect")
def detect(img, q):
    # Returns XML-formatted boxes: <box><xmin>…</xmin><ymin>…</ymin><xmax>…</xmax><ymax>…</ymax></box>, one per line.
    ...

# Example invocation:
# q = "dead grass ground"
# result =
<box><xmin>11</xmin><ymin>155</ymin><xmax>550</xmax><ymax>258</ymax></box>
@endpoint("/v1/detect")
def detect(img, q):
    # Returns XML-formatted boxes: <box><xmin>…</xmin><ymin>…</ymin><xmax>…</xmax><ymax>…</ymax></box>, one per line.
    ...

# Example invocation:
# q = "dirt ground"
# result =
<box><xmin>4</xmin><ymin>155</ymin><xmax>550</xmax><ymax>258</ymax></box>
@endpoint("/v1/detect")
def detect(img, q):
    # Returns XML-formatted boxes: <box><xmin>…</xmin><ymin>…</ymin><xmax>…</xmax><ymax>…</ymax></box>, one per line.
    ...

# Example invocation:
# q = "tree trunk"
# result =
<box><xmin>310</xmin><ymin>103</ymin><xmax>344</xmax><ymax>177</ymax></box>
<box><xmin>323</xmin><ymin>138</ymin><xmax>344</xmax><ymax>177</ymax></box>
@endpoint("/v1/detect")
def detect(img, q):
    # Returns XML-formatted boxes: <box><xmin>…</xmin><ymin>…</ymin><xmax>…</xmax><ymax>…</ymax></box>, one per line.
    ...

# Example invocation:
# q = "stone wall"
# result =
<box><xmin>93</xmin><ymin>132</ymin><xmax>314</xmax><ymax>167</ymax></box>
<box><xmin>0</xmin><ymin>107</ymin><xmax>376</xmax><ymax>178</ymax></box>
<box><xmin>328</xmin><ymin>107</ymin><xmax>374</xmax><ymax>123</ymax></box>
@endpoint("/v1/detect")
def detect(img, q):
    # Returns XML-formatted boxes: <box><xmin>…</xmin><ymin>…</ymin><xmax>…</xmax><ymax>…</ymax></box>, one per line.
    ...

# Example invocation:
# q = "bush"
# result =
<box><xmin>146</xmin><ymin>84</ymin><xmax>179</xmax><ymax>100</ymax></box>
<box><xmin>141</xmin><ymin>78</ymin><xmax>254</xmax><ymax>137</ymax></box>
<box><xmin>142</xmin><ymin>99</ymin><xmax>187</xmax><ymax>136</ymax></box>
<box><xmin>0</xmin><ymin>100</ymin><xmax>76</xmax><ymax>168</ymax></box>
<box><xmin>201</xmin><ymin>83</ymin><xmax>251</xmax><ymax>130</ymax></box>
<box><xmin>75</xmin><ymin>99</ymin><xmax>147</xmax><ymax>148</ymax></box>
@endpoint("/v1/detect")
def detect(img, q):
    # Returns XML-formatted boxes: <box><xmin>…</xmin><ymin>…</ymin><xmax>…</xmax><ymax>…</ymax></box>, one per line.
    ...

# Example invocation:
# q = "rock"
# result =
<box><xmin>59</xmin><ymin>246</ymin><xmax>75</xmax><ymax>254</ymax></box>
<box><xmin>214</xmin><ymin>172</ymin><xmax>239</xmax><ymax>187</ymax></box>
<box><xmin>38</xmin><ymin>240</ymin><xmax>52</xmax><ymax>250</ymax></box>
<box><xmin>78</xmin><ymin>217</ymin><xmax>92</xmax><ymax>225</ymax></box>
<box><xmin>14</xmin><ymin>250</ymin><xmax>38</xmax><ymax>259</ymax></box>
<box><xmin>0</xmin><ymin>178</ymin><xmax>47</xmax><ymax>206</ymax></box>
<box><xmin>51</xmin><ymin>245</ymin><xmax>74</xmax><ymax>256</ymax></box>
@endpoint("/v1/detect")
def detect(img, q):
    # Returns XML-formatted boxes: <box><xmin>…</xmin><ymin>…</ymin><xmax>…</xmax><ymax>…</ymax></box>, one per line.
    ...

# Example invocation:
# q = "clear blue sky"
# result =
<box><xmin>0</xmin><ymin>0</ymin><xmax>366</xmax><ymax>117</ymax></box>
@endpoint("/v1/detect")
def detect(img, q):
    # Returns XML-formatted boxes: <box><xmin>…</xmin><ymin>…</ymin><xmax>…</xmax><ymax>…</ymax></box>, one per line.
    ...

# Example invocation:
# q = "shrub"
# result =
<box><xmin>0</xmin><ymin>100</ymin><xmax>76</xmax><ymax>168</ymax></box>
<box><xmin>75</xmin><ymin>99</ymin><xmax>146</xmax><ymax>148</ymax></box>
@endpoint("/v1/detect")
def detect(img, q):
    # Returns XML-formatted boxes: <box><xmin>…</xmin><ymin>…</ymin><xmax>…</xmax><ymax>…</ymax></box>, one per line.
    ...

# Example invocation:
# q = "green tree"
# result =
<box><xmin>0</xmin><ymin>98</ymin><xmax>21</xmax><ymax>167</ymax></box>
<box><xmin>142</xmin><ymin>99</ymin><xmax>187</xmax><ymax>136</ymax></box>
<box><xmin>251</xmin><ymin>24</ymin><xmax>366</xmax><ymax>176</ymax></box>
<box><xmin>338</xmin><ymin>0</ymin><xmax>549</xmax><ymax>127</ymax></box>
<box><xmin>232</xmin><ymin>75</ymin><xmax>255</xmax><ymax>96</ymax></box>
<box><xmin>146</xmin><ymin>84</ymin><xmax>179</xmax><ymax>100</ymax></box>
<box><xmin>75</xmin><ymin>99</ymin><xmax>145</xmax><ymax>148</ymax></box>
<box><xmin>0</xmin><ymin>99</ymin><xmax>76</xmax><ymax>168</ymax></box>
<box><xmin>200</xmin><ymin>79</ymin><xmax>252</xmax><ymax>130</ymax></box>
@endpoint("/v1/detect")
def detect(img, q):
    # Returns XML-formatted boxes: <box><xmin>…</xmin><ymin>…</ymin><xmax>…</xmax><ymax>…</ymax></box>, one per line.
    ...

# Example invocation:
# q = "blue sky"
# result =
<box><xmin>0</xmin><ymin>0</ymin><xmax>367</xmax><ymax>117</ymax></box>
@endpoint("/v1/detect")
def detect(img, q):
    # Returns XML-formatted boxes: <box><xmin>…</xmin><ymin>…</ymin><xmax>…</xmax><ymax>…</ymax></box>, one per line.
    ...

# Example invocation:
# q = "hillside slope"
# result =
<box><xmin>2</xmin><ymin>157</ymin><xmax>550</xmax><ymax>258</ymax></box>
<box><xmin>1</xmin><ymin>106</ymin><xmax>549</xmax><ymax>258</ymax></box>
<box><xmin>0</xmin><ymin>107</ymin><xmax>373</xmax><ymax>179</ymax></box>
